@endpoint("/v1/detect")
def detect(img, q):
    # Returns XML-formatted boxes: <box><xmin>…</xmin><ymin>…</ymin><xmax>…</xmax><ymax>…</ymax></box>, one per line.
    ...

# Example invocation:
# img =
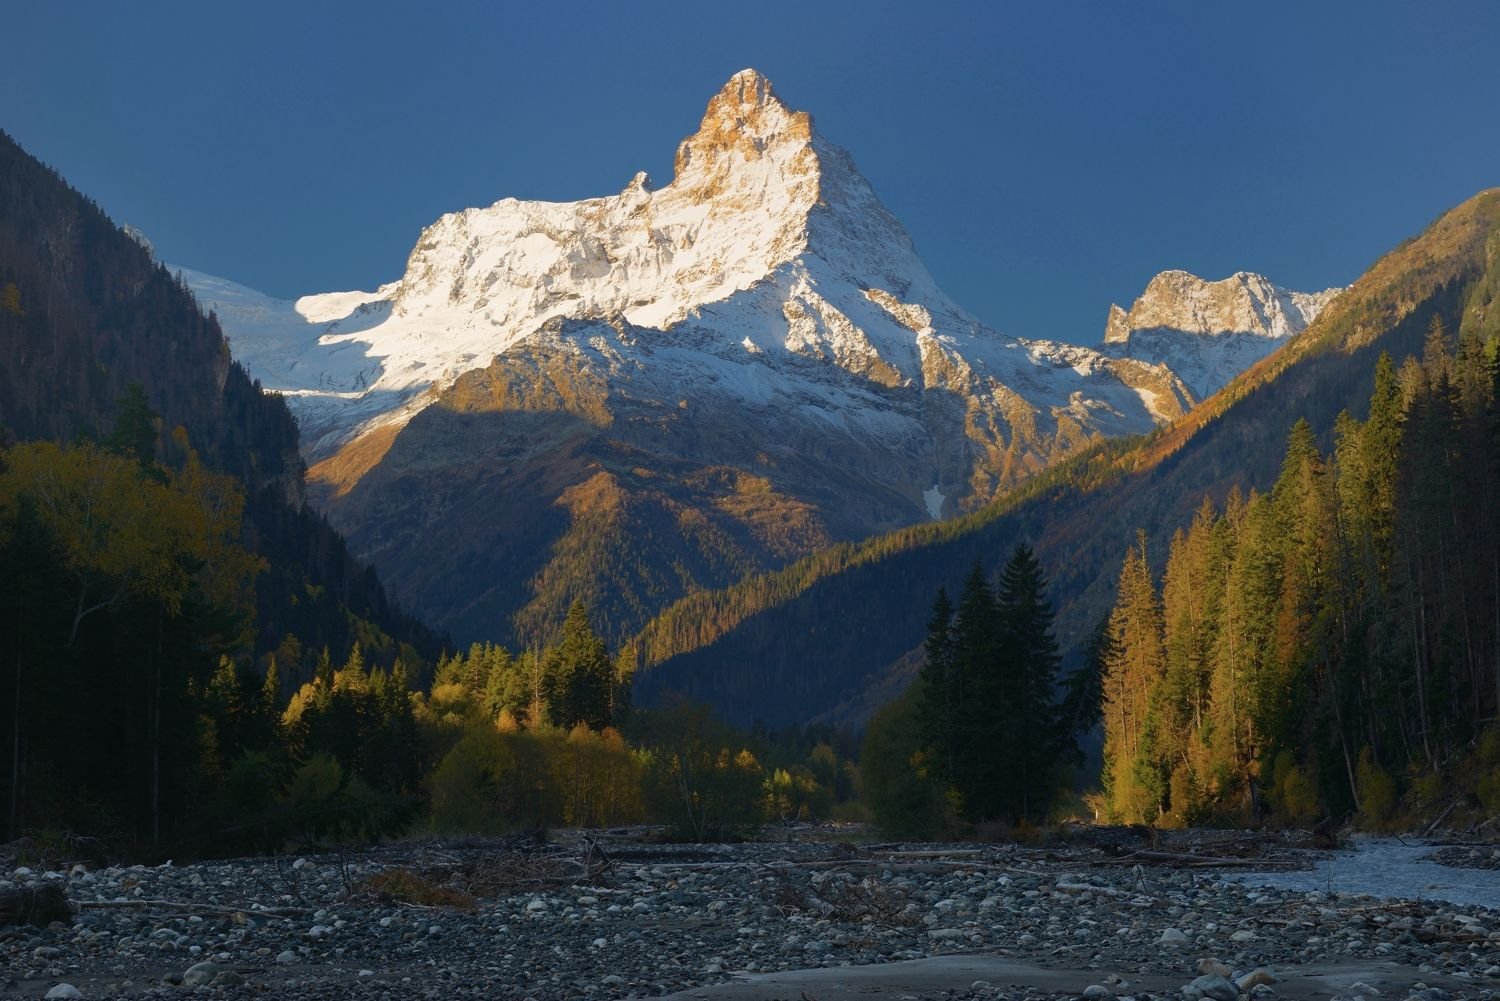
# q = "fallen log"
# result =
<box><xmin>76</xmin><ymin>898</ymin><xmax>311</xmax><ymax>917</ymax></box>
<box><xmin>1090</xmin><ymin>849</ymin><xmax>1305</xmax><ymax>869</ymax></box>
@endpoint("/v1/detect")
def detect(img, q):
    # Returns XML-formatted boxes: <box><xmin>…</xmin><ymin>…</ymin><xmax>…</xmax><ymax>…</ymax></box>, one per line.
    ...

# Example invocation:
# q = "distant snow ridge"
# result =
<box><xmin>1103</xmin><ymin>271</ymin><xmax>1342</xmax><ymax>399</ymax></box>
<box><xmin>172</xmin><ymin>69</ymin><xmax>1326</xmax><ymax>517</ymax></box>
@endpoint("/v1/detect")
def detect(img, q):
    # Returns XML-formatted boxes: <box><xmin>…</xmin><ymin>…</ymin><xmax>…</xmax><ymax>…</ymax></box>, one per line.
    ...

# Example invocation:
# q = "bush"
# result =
<box><xmin>1478</xmin><ymin>765</ymin><xmax>1500</xmax><ymax>813</ymax></box>
<box><xmin>859</xmin><ymin>685</ymin><xmax>955</xmax><ymax>839</ymax></box>
<box><xmin>1355</xmin><ymin>746</ymin><xmax>1397</xmax><ymax>828</ymax></box>
<box><xmin>356</xmin><ymin>868</ymin><xmax>475</xmax><ymax>910</ymax></box>
<box><xmin>551</xmin><ymin>725</ymin><xmax>643</xmax><ymax>827</ymax></box>
<box><xmin>1269</xmin><ymin>749</ymin><xmax>1320</xmax><ymax>826</ymax></box>
<box><xmin>427</xmin><ymin>729</ymin><xmax>560</xmax><ymax>834</ymax></box>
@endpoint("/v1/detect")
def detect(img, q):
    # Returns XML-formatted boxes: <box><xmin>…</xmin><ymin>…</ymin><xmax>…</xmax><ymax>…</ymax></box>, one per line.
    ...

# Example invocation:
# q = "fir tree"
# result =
<box><xmin>992</xmin><ymin>543</ymin><xmax>1063</xmax><ymax>822</ymax></box>
<box><xmin>918</xmin><ymin>587</ymin><xmax>957</xmax><ymax>783</ymax></box>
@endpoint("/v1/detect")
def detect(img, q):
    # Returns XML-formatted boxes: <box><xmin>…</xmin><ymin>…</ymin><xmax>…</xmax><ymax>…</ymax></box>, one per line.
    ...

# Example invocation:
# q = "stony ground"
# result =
<box><xmin>2</xmin><ymin>833</ymin><xmax>1498</xmax><ymax>1001</ymax></box>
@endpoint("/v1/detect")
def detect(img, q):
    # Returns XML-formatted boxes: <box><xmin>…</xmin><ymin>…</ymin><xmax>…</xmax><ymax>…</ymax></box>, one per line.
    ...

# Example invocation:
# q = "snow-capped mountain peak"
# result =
<box><xmin>168</xmin><ymin>69</ymin><xmax>1352</xmax><ymax>645</ymax></box>
<box><xmin>176</xmin><ymin>69</ymin><xmax>984</xmax><ymax>455</ymax></box>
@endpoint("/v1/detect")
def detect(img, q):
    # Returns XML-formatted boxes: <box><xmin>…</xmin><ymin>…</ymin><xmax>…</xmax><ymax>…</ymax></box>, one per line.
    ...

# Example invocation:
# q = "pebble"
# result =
<box><xmin>43</xmin><ymin>987</ymin><xmax>83</xmax><ymax>1000</ymax></box>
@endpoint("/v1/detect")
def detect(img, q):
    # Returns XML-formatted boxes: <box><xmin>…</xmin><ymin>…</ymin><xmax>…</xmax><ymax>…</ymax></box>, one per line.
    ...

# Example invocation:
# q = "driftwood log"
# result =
<box><xmin>0</xmin><ymin>883</ymin><xmax>74</xmax><ymax>927</ymax></box>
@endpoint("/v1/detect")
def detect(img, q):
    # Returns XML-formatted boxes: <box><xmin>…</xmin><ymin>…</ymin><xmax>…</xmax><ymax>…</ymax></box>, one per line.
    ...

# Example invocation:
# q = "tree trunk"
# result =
<box><xmin>151</xmin><ymin>612</ymin><xmax>162</xmax><ymax>849</ymax></box>
<box><xmin>8</xmin><ymin>649</ymin><xmax>20</xmax><ymax>841</ymax></box>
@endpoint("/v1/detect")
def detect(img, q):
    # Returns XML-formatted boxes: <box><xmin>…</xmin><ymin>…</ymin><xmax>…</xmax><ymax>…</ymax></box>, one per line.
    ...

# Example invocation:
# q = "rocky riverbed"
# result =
<box><xmin>2</xmin><ymin>835</ymin><xmax>1498</xmax><ymax>1001</ymax></box>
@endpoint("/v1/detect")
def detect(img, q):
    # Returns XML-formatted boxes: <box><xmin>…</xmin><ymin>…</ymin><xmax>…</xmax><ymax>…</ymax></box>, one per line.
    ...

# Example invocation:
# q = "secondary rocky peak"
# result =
<box><xmin>672</xmin><ymin>69</ymin><xmax>815</xmax><ymax>186</ymax></box>
<box><xmin>1106</xmin><ymin>269</ymin><xmax>1341</xmax><ymax>345</ymax></box>
<box><xmin>1102</xmin><ymin>269</ymin><xmax>1344</xmax><ymax>401</ymax></box>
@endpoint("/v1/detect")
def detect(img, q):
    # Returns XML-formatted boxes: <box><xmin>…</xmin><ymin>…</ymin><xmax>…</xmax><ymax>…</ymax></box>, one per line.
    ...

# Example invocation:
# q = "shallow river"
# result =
<box><xmin>1225</xmin><ymin>837</ymin><xmax>1500</xmax><ymax>908</ymax></box>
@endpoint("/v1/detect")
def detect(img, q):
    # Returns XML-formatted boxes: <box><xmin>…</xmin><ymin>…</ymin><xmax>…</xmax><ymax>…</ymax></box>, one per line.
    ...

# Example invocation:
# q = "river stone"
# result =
<box><xmin>1198</xmin><ymin>959</ymin><xmax>1232</xmax><ymax>978</ymax></box>
<box><xmin>44</xmin><ymin>988</ymin><xmax>83</xmax><ymax>1000</ymax></box>
<box><xmin>183</xmin><ymin>961</ymin><xmax>218</xmax><ymax>986</ymax></box>
<box><xmin>1161</xmin><ymin>927</ymin><xmax>1190</xmax><ymax>946</ymax></box>
<box><xmin>1237</xmin><ymin>968</ymin><xmax>1277</xmax><ymax>990</ymax></box>
<box><xmin>1185</xmin><ymin>974</ymin><xmax>1239</xmax><ymax>1001</ymax></box>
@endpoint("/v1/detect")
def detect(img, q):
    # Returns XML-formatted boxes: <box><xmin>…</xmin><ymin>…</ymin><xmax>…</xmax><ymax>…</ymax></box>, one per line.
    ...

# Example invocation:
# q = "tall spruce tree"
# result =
<box><xmin>546</xmin><ymin>601</ymin><xmax>613</xmax><ymax>730</ymax></box>
<box><xmin>1101</xmin><ymin>532</ymin><xmax>1166</xmax><ymax>823</ymax></box>
<box><xmin>949</xmin><ymin>560</ymin><xmax>1000</xmax><ymax>817</ymax></box>
<box><xmin>918</xmin><ymin>587</ymin><xmax>957</xmax><ymax>783</ymax></box>
<box><xmin>993</xmin><ymin>543</ymin><xmax>1063</xmax><ymax>822</ymax></box>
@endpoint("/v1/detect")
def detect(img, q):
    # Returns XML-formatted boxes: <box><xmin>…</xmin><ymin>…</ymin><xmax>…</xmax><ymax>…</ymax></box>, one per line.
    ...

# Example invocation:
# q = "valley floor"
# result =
<box><xmin>3</xmin><ymin>832</ymin><xmax>1498</xmax><ymax>1001</ymax></box>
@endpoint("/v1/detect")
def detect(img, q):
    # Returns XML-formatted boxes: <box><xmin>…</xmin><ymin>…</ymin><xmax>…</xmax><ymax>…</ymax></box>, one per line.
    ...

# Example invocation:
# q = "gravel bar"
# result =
<box><xmin>3</xmin><ymin>838</ymin><xmax>1497</xmax><ymax>1001</ymax></box>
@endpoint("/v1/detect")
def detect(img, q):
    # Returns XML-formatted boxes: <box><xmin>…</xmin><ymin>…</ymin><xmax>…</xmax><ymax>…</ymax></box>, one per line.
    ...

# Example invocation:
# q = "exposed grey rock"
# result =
<box><xmin>1186</xmin><ymin>974</ymin><xmax>1240</xmax><ymax>1001</ymax></box>
<box><xmin>183</xmin><ymin>960</ymin><xmax>219</xmax><ymax>986</ymax></box>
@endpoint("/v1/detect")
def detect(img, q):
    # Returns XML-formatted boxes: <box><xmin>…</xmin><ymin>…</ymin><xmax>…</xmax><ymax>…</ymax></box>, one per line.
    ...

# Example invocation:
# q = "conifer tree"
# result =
<box><xmin>546</xmin><ymin>601</ymin><xmax>613</xmax><ymax>730</ymax></box>
<box><xmin>105</xmin><ymin>383</ymin><xmax>159</xmax><ymax>469</ymax></box>
<box><xmin>949</xmin><ymin>560</ymin><xmax>999</xmax><ymax>816</ymax></box>
<box><xmin>993</xmin><ymin>543</ymin><xmax>1062</xmax><ymax>822</ymax></box>
<box><xmin>1101</xmin><ymin>532</ymin><xmax>1165</xmax><ymax>822</ymax></box>
<box><xmin>918</xmin><ymin>587</ymin><xmax>957</xmax><ymax>782</ymax></box>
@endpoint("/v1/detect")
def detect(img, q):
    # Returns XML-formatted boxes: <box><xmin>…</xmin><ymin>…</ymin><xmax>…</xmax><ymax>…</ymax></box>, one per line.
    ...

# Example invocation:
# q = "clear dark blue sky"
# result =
<box><xmin>7</xmin><ymin>1</ymin><xmax>1500</xmax><ymax>343</ymax></box>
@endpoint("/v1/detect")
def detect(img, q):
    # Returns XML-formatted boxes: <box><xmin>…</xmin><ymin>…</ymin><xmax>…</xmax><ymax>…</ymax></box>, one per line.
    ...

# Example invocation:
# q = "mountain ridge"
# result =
<box><xmin>173</xmin><ymin>71</ymin><xmax>1343</xmax><ymax>647</ymax></box>
<box><xmin>629</xmin><ymin>188</ymin><xmax>1500</xmax><ymax>727</ymax></box>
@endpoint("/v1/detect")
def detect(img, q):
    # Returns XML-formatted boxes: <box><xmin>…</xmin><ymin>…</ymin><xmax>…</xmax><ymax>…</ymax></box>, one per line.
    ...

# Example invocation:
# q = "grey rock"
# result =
<box><xmin>1085</xmin><ymin>985</ymin><xmax>1115</xmax><ymax>1000</ymax></box>
<box><xmin>44</xmin><ymin>988</ymin><xmax>83</xmax><ymax>1000</ymax></box>
<box><xmin>1237</xmin><ymin>968</ymin><xmax>1277</xmax><ymax>991</ymax></box>
<box><xmin>1161</xmin><ymin>927</ymin><xmax>1190</xmax><ymax>946</ymax></box>
<box><xmin>1186</xmin><ymin>974</ymin><xmax>1239</xmax><ymax>1001</ymax></box>
<box><xmin>276</xmin><ymin>949</ymin><xmax>298</xmax><ymax>965</ymax></box>
<box><xmin>183</xmin><ymin>961</ymin><xmax>219</xmax><ymax>986</ymax></box>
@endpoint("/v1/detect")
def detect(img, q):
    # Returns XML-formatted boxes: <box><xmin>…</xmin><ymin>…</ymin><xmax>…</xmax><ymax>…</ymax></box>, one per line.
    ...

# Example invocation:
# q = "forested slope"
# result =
<box><xmin>0</xmin><ymin>131</ymin><xmax>444</xmax><ymax>848</ymax></box>
<box><xmin>632</xmin><ymin>190</ymin><xmax>1500</xmax><ymax>729</ymax></box>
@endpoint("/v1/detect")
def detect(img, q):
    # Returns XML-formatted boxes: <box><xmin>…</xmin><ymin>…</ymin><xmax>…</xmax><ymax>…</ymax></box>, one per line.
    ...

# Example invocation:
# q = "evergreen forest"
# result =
<box><xmin>1098</xmin><ymin>324</ymin><xmax>1500</xmax><ymax>828</ymax></box>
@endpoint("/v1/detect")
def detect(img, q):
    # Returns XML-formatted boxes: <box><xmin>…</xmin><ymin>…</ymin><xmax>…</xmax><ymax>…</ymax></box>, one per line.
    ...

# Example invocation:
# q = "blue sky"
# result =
<box><xmin>7</xmin><ymin>1</ymin><xmax>1500</xmax><ymax>342</ymax></box>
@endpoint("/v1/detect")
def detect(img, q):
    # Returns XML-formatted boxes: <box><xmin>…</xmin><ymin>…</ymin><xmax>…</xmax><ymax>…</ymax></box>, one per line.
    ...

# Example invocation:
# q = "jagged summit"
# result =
<box><xmin>673</xmin><ymin>69</ymin><xmax>813</xmax><ymax>182</ymax></box>
<box><xmin>1102</xmin><ymin>269</ymin><xmax>1342</xmax><ymax>398</ymax></box>
<box><xmin>1104</xmin><ymin>269</ymin><xmax>1340</xmax><ymax>344</ymax></box>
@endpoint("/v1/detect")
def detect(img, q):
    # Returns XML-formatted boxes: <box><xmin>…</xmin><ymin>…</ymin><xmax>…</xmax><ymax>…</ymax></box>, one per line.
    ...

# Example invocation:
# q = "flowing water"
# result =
<box><xmin>1224</xmin><ymin>837</ymin><xmax>1500</xmax><ymax>908</ymax></box>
